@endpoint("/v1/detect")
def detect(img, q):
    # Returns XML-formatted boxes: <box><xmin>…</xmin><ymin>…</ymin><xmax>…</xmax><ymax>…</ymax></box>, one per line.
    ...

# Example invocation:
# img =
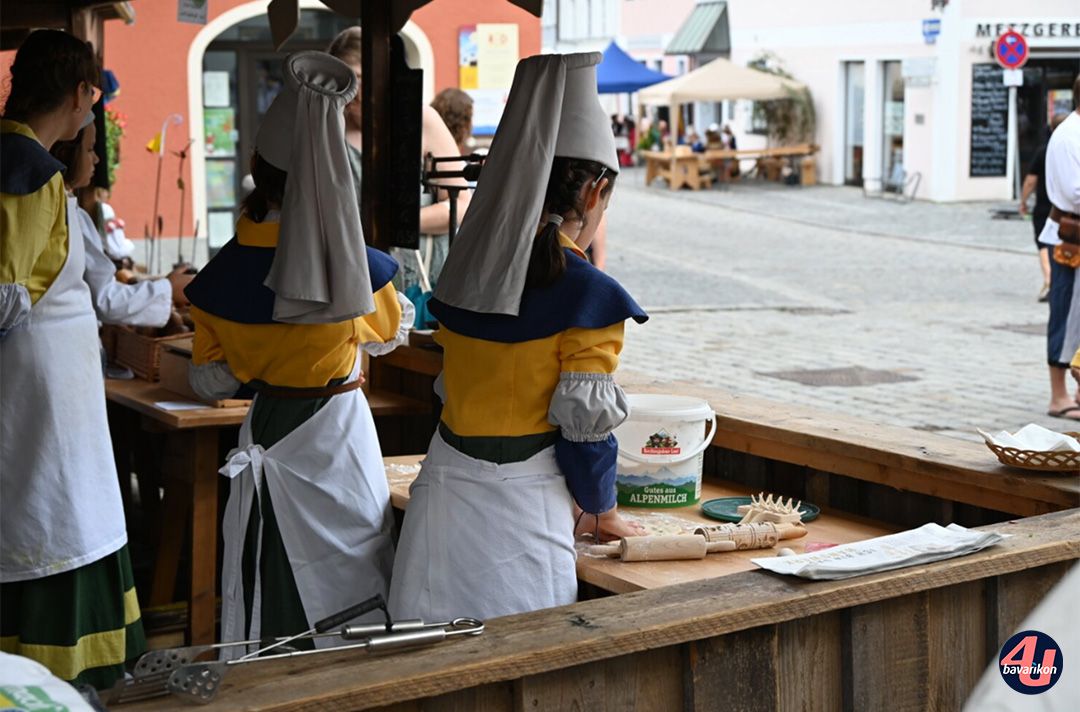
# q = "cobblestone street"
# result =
<box><xmin>606</xmin><ymin>169</ymin><xmax>1067</xmax><ymax>442</ymax></box>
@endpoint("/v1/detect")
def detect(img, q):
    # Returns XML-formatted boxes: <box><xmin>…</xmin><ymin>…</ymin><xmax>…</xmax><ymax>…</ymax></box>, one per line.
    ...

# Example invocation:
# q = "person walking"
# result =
<box><xmin>1040</xmin><ymin>75</ymin><xmax>1080</xmax><ymax>420</ymax></box>
<box><xmin>1021</xmin><ymin>116</ymin><xmax>1066</xmax><ymax>302</ymax></box>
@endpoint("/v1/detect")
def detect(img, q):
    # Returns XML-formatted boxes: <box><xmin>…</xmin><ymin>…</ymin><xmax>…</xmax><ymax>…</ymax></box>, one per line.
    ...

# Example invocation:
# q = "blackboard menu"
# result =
<box><xmin>969</xmin><ymin>64</ymin><xmax>1008</xmax><ymax>178</ymax></box>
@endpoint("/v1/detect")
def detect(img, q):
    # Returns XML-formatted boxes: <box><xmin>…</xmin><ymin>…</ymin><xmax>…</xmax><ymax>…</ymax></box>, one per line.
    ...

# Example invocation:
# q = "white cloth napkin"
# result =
<box><xmin>752</xmin><ymin>523</ymin><xmax>1005</xmax><ymax>580</ymax></box>
<box><xmin>977</xmin><ymin>424</ymin><xmax>1080</xmax><ymax>452</ymax></box>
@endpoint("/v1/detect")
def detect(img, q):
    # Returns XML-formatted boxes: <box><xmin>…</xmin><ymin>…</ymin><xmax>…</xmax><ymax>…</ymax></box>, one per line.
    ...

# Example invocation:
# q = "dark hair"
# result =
<box><xmin>525</xmin><ymin>157</ymin><xmax>616</xmax><ymax>289</ymax></box>
<box><xmin>1074</xmin><ymin>74</ymin><xmax>1080</xmax><ymax>111</ymax></box>
<box><xmin>241</xmin><ymin>152</ymin><xmax>288</xmax><ymax>222</ymax></box>
<box><xmin>4</xmin><ymin>30</ymin><xmax>99</xmax><ymax>121</ymax></box>
<box><xmin>49</xmin><ymin>127</ymin><xmax>87</xmax><ymax>184</ymax></box>
<box><xmin>431</xmin><ymin>88</ymin><xmax>474</xmax><ymax>149</ymax></box>
<box><xmin>328</xmin><ymin>27</ymin><xmax>362</xmax><ymax>66</ymax></box>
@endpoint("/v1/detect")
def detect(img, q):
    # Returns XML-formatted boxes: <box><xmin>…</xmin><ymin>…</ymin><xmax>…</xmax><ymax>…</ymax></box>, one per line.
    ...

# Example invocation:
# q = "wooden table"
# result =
<box><xmin>382</xmin><ymin>455</ymin><xmax>894</xmax><ymax>595</ymax></box>
<box><xmin>105</xmin><ymin>379</ymin><xmax>429</xmax><ymax>645</ymax></box>
<box><xmin>641</xmin><ymin>149</ymin><xmax>712</xmax><ymax>191</ymax></box>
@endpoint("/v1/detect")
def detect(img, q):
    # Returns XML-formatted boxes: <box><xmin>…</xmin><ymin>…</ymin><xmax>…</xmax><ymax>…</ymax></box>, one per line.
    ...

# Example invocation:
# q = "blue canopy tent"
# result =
<box><xmin>596</xmin><ymin>40</ymin><xmax>671</xmax><ymax>94</ymax></box>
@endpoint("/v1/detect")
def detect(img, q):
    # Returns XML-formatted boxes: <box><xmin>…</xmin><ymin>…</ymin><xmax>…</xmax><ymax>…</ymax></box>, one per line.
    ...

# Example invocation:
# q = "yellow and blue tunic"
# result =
<box><xmin>0</xmin><ymin>120</ymin><xmax>68</xmax><ymax>331</ymax></box>
<box><xmin>1</xmin><ymin>120</ymin><xmax>146</xmax><ymax>690</ymax></box>
<box><xmin>186</xmin><ymin>216</ymin><xmax>404</xmax><ymax>394</ymax></box>
<box><xmin>184</xmin><ymin>216</ymin><xmax>405</xmax><ymax>641</ymax></box>
<box><xmin>430</xmin><ymin>233</ymin><xmax>648</xmax><ymax>514</ymax></box>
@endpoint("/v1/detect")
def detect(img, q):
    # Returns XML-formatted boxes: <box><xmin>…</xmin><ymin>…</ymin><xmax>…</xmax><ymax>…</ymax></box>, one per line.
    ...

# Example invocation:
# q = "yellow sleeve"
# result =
<box><xmin>1072</xmin><ymin>347</ymin><xmax>1080</xmax><ymax>370</ymax></box>
<box><xmin>356</xmin><ymin>282</ymin><xmax>403</xmax><ymax>343</ymax></box>
<box><xmin>190</xmin><ymin>306</ymin><xmax>227</xmax><ymax>366</ymax></box>
<box><xmin>0</xmin><ymin>177</ymin><xmax>66</xmax><ymax>303</ymax></box>
<box><xmin>559</xmin><ymin>322</ymin><xmax>625</xmax><ymax>374</ymax></box>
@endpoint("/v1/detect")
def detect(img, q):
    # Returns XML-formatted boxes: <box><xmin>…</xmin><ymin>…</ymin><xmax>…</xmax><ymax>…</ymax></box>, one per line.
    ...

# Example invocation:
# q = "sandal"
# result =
<box><xmin>1047</xmin><ymin>406</ymin><xmax>1080</xmax><ymax>420</ymax></box>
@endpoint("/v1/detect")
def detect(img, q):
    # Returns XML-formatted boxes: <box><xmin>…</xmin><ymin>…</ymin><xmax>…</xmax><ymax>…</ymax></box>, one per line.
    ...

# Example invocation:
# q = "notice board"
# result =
<box><xmin>969</xmin><ymin>64</ymin><xmax>1008</xmax><ymax>178</ymax></box>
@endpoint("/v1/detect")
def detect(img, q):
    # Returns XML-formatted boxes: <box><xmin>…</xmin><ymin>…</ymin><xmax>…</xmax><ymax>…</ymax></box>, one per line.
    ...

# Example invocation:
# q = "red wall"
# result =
<box><xmin>9</xmin><ymin>1</ymin><xmax>541</xmax><ymax>249</ymax></box>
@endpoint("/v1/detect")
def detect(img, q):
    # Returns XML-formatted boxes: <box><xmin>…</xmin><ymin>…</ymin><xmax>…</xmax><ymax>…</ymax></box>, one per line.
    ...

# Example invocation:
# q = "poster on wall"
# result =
<box><xmin>203</xmin><ymin>107</ymin><xmax>236</xmax><ymax>157</ymax></box>
<box><xmin>205</xmin><ymin>161</ymin><xmax>236</xmax><ymax>209</ymax></box>
<box><xmin>459</xmin><ymin>25</ymin><xmax>479</xmax><ymax>90</ymax></box>
<box><xmin>476</xmin><ymin>23</ymin><xmax>518</xmax><ymax>90</ymax></box>
<box><xmin>969</xmin><ymin>64</ymin><xmax>1008</xmax><ymax>177</ymax></box>
<box><xmin>203</xmin><ymin>71</ymin><xmax>231</xmax><ymax>108</ymax></box>
<box><xmin>459</xmin><ymin>24</ymin><xmax>519</xmax><ymax>136</ymax></box>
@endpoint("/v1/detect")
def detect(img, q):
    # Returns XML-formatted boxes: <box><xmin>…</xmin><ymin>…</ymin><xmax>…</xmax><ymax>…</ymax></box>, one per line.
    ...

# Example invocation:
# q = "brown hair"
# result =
<box><xmin>431</xmin><ymin>88</ymin><xmax>474</xmax><ymax>149</ymax></box>
<box><xmin>4</xmin><ymin>30</ymin><xmax>99</xmax><ymax>121</ymax></box>
<box><xmin>49</xmin><ymin>127</ymin><xmax>88</xmax><ymax>184</ymax></box>
<box><xmin>525</xmin><ymin>158</ymin><xmax>616</xmax><ymax>289</ymax></box>
<box><xmin>327</xmin><ymin>27</ymin><xmax>362</xmax><ymax>66</ymax></box>
<box><xmin>241</xmin><ymin>152</ymin><xmax>288</xmax><ymax>223</ymax></box>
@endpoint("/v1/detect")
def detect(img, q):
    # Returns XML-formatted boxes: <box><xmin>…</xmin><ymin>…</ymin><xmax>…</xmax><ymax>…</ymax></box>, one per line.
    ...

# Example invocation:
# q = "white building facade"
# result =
<box><xmin>727</xmin><ymin>0</ymin><xmax>1080</xmax><ymax>201</ymax></box>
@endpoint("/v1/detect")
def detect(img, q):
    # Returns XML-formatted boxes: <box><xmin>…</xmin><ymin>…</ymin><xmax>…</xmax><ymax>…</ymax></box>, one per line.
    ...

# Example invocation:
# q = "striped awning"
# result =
<box><xmin>666</xmin><ymin>0</ymin><xmax>729</xmax><ymax>56</ymax></box>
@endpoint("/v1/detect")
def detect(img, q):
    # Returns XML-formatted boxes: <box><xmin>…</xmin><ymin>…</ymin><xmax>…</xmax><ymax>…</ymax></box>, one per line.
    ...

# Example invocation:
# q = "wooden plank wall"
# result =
<box><xmin>373</xmin><ymin>562</ymin><xmax>1072</xmax><ymax>712</ymax></box>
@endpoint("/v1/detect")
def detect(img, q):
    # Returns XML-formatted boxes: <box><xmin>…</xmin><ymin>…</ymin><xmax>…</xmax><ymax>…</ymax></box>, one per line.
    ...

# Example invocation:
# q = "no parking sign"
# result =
<box><xmin>995</xmin><ymin>30</ymin><xmax>1029</xmax><ymax>70</ymax></box>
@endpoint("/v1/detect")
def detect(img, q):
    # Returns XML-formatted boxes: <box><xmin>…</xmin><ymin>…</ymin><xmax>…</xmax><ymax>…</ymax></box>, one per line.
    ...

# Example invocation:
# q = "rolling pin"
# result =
<box><xmin>587</xmin><ymin>534</ymin><xmax>736</xmax><ymax>562</ymax></box>
<box><xmin>694</xmin><ymin>521</ymin><xmax>807</xmax><ymax>550</ymax></box>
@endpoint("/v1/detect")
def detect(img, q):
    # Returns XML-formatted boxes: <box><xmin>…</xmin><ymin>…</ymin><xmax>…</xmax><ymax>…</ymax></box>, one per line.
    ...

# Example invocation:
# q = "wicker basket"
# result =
<box><xmin>108</xmin><ymin>326</ymin><xmax>191</xmax><ymax>381</ymax></box>
<box><xmin>984</xmin><ymin>433</ymin><xmax>1080</xmax><ymax>473</ymax></box>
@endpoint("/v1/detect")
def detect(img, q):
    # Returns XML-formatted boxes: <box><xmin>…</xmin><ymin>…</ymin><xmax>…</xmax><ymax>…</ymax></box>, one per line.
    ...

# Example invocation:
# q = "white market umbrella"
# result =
<box><xmin>638</xmin><ymin>57</ymin><xmax>805</xmax><ymax>105</ymax></box>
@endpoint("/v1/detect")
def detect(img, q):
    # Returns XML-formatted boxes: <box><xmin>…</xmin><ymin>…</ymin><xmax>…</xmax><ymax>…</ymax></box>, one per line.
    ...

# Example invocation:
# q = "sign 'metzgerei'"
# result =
<box><xmin>975</xmin><ymin>22</ymin><xmax>1080</xmax><ymax>39</ymax></box>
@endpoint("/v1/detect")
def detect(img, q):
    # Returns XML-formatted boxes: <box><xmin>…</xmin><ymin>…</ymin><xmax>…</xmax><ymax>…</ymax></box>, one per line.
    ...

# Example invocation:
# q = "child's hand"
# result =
<box><xmin>574</xmin><ymin>504</ymin><xmax>646</xmax><ymax>542</ymax></box>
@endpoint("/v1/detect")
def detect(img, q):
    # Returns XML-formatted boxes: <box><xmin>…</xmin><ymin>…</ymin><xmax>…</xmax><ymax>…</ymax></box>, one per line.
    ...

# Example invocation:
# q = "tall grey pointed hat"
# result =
<box><xmin>434</xmin><ymin>52</ymin><xmax>617</xmax><ymax>316</ymax></box>
<box><xmin>255</xmin><ymin>50</ymin><xmax>374</xmax><ymax>323</ymax></box>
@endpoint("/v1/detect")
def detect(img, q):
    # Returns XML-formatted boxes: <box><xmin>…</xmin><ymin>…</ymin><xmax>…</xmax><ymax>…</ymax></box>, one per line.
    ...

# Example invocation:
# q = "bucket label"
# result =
<box><xmin>616</xmin><ymin>467</ymin><xmax>700</xmax><ymax>508</ymax></box>
<box><xmin>642</xmin><ymin>430</ymin><xmax>680</xmax><ymax>455</ymax></box>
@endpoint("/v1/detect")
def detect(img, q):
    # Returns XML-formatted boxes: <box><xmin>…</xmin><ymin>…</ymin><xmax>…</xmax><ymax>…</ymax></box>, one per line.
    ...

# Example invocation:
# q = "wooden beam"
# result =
<box><xmin>360</xmin><ymin>0</ymin><xmax>394</xmax><ymax>253</ymax></box>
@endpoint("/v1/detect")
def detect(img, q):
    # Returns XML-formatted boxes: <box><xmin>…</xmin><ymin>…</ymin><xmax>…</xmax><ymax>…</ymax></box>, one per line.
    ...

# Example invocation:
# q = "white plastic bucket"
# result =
<box><xmin>614</xmin><ymin>394</ymin><xmax>716</xmax><ymax>508</ymax></box>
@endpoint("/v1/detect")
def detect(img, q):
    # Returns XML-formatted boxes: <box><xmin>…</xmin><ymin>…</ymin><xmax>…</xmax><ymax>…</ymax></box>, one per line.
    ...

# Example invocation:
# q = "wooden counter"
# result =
<box><xmin>123</xmin><ymin>509</ymin><xmax>1080</xmax><ymax>712</ymax></box>
<box><xmin>384</xmin><ymin>455</ymin><xmax>893</xmax><ymax>595</ymax></box>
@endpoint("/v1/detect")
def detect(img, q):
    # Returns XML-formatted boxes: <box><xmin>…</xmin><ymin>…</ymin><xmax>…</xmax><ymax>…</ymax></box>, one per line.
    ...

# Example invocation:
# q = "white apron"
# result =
<box><xmin>219</xmin><ymin>354</ymin><xmax>394</xmax><ymax>654</ymax></box>
<box><xmin>0</xmin><ymin>197</ymin><xmax>126</xmax><ymax>582</ymax></box>
<box><xmin>388</xmin><ymin>432</ymin><xmax>577</xmax><ymax>622</ymax></box>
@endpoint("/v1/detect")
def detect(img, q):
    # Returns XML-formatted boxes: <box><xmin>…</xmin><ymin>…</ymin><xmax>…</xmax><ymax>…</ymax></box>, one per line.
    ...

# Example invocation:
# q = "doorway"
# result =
<box><xmin>843</xmin><ymin>61</ymin><xmax>865</xmax><ymax>186</ymax></box>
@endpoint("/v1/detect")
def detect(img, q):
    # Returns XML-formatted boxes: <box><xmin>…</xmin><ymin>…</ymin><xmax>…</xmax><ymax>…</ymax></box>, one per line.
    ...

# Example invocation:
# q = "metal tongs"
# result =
<box><xmin>108</xmin><ymin>594</ymin><xmax>484</xmax><ymax>705</ymax></box>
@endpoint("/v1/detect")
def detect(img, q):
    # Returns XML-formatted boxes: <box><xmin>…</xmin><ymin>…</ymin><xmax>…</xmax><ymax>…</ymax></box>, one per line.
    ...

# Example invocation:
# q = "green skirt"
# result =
<box><xmin>0</xmin><ymin>545</ymin><xmax>146</xmax><ymax>690</ymax></box>
<box><xmin>240</xmin><ymin>391</ymin><xmax>334</xmax><ymax>646</ymax></box>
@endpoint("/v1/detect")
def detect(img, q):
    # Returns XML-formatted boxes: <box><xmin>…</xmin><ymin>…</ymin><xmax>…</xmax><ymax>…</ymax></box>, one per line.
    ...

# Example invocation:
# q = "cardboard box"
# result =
<box><xmin>158</xmin><ymin>341</ymin><xmax>250</xmax><ymax>409</ymax></box>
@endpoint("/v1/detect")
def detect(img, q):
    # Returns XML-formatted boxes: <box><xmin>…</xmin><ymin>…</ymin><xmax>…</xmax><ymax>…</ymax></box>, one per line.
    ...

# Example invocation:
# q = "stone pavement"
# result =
<box><xmin>605</xmin><ymin>169</ymin><xmax>1072</xmax><ymax>442</ymax></box>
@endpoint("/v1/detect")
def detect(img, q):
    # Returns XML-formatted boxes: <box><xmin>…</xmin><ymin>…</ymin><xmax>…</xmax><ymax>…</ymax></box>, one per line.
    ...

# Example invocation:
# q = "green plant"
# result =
<box><xmin>748</xmin><ymin>52</ymin><xmax>816</xmax><ymax>146</ymax></box>
<box><xmin>104</xmin><ymin>108</ymin><xmax>126</xmax><ymax>185</ymax></box>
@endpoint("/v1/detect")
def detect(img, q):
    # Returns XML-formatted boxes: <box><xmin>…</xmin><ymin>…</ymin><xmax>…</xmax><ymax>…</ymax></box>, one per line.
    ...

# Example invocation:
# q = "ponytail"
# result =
<box><xmin>524</xmin><ymin>157</ymin><xmax>617</xmax><ymax>289</ymax></box>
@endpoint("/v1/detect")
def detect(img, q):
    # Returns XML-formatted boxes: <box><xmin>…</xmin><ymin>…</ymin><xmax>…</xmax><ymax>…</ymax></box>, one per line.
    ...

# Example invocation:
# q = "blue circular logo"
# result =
<box><xmin>998</xmin><ymin>630</ymin><xmax>1063</xmax><ymax>694</ymax></box>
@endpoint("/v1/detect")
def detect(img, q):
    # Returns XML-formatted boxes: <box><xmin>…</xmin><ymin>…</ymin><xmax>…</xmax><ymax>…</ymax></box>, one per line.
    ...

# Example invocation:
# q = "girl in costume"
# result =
<box><xmin>50</xmin><ymin>123</ymin><xmax>191</xmax><ymax>327</ymax></box>
<box><xmin>389</xmin><ymin>53</ymin><xmax>647</xmax><ymax>622</ymax></box>
<box><xmin>184</xmin><ymin>51</ymin><xmax>412</xmax><ymax>650</ymax></box>
<box><xmin>0</xmin><ymin>30</ymin><xmax>145</xmax><ymax>688</ymax></box>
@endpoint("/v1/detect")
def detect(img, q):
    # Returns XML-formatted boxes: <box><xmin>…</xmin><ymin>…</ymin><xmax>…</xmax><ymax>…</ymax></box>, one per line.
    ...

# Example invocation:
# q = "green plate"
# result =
<box><xmin>700</xmin><ymin>497</ymin><xmax>820</xmax><ymax>523</ymax></box>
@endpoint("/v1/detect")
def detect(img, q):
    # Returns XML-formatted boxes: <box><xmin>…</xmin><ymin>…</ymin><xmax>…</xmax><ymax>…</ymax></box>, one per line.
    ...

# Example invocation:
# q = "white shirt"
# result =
<box><xmin>1038</xmin><ymin>110</ymin><xmax>1080</xmax><ymax>247</ymax></box>
<box><xmin>78</xmin><ymin>206</ymin><xmax>172</xmax><ymax>327</ymax></box>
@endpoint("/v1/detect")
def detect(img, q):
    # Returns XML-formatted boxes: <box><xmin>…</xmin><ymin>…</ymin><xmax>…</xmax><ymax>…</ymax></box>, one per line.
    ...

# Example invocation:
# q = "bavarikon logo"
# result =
<box><xmin>998</xmin><ymin>630</ymin><xmax>1063</xmax><ymax>694</ymax></box>
<box><xmin>642</xmin><ymin>430</ymin><xmax>679</xmax><ymax>455</ymax></box>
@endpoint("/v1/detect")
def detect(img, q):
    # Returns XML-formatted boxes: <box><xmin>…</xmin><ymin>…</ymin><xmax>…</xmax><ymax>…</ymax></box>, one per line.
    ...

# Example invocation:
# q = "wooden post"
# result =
<box><xmin>361</xmin><ymin>0</ymin><xmax>394</xmax><ymax>253</ymax></box>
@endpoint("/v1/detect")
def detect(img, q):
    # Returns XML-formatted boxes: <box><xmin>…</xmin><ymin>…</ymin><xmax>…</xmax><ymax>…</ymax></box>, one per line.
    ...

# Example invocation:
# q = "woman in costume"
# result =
<box><xmin>50</xmin><ymin>122</ymin><xmax>191</xmax><ymax>327</ymax></box>
<box><xmin>0</xmin><ymin>30</ymin><xmax>145</xmax><ymax>688</ymax></box>
<box><xmin>184</xmin><ymin>51</ymin><xmax>412</xmax><ymax>649</ymax></box>
<box><xmin>389</xmin><ymin>53</ymin><xmax>647</xmax><ymax>622</ymax></box>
